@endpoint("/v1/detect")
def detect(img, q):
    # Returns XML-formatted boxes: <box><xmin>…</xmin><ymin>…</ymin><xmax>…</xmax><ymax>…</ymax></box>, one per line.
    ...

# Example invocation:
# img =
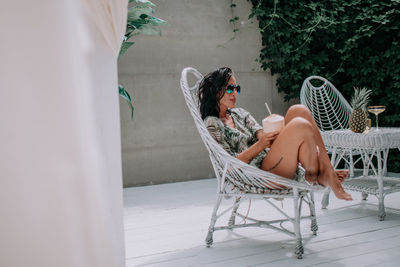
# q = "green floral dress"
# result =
<box><xmin>204</xmin><ymin>107</ymin><xmax>305</xmax><ymax>182</ymax></box>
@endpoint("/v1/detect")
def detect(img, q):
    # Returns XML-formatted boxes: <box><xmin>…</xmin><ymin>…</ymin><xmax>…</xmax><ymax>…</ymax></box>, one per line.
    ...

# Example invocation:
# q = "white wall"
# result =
<box><xmin>118</xmin><ymin>0</ymin><xmax>292</xmax><ymax>186</ymax></box>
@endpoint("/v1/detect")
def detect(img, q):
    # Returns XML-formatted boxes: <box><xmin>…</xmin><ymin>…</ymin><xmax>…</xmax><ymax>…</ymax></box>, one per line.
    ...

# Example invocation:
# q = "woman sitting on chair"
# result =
<box><xmin>199</xmin><ymin>67</ymin><xmax>352</xmax><ymax>200</ymax></box>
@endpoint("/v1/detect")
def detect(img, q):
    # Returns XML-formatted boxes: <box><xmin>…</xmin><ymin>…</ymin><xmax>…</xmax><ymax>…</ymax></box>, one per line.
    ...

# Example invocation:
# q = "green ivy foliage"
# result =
<box><xmin>248</xmin><ymin>0</ymin><xmax>400</xmax><ymax>171</ymax></box>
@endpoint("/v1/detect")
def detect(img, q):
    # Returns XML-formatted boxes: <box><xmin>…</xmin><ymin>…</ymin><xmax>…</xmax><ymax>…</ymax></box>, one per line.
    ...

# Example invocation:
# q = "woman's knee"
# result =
<box><xmin>286</xmin><ymin>117</ymin><xmax>314</xmax><ymax>136</ymax></box>
<box><xmin>287</xmin><ymin>117</ymin><xmax>312</xmax><ymax>128</ymax></box>
<box><xmin>287</xmin><ymin>104</ymin><xmax>312</xmax><ymax>119</ymax></box>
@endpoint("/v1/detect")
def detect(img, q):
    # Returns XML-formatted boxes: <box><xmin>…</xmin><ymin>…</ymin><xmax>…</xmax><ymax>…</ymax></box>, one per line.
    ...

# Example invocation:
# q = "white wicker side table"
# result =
<box><xmin>321</xmin><ymin>127</ymin><xmax>400</xmax><ymax>220</ymax></box>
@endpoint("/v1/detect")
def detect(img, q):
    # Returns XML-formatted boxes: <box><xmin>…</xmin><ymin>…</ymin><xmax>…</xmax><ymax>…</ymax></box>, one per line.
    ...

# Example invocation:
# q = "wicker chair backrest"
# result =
<box><xmin>179</xmin><ymin>67</ymin><xmax>230</xmax><ymax>180</ymax></box>
<box><xmin>300</xmin><ymin>76</ymin><xmax>352</xmax><ymax>131</ymax></box>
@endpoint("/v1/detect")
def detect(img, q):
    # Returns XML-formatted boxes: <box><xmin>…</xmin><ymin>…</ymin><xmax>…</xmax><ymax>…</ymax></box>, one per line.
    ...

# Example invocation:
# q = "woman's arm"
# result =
<box><xmin>237</xmin><ymin>130</ymin><xmax>279</xmax><ymax>164</ymax></box>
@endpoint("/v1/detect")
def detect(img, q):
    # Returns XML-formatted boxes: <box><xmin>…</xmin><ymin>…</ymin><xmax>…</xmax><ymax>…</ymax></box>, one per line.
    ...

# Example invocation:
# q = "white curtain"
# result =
<box><xmin>0</xmin><ymin>1</ymin><xmax>127</xmax><ymax>266</ymax></box>
<box><xmin>83</xmin><ymin>0</ymin><xmax>128</xmax><ymax>58</ymax></box>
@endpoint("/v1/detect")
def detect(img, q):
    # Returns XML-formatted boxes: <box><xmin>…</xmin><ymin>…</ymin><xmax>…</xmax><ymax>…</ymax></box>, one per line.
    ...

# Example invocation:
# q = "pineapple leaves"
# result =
<box><xmin>350</xmin><ymin>87</ymin><xmax>372</xmax><ymax>110</ymax></box>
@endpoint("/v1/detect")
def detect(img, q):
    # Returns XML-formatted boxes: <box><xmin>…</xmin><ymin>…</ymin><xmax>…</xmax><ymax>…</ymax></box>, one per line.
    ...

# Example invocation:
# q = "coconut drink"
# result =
<box><xmin>262</xmin><ymin>114</ymin><xmax>285</xmax><ymax>133</ymax></box>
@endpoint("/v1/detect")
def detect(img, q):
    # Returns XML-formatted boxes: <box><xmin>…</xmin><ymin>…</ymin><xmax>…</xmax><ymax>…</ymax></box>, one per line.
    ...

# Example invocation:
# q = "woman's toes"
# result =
<box><xmin>331</xmin><ymin>185</ymin><xmax>352</xmax><ymax>200</ymax></box>
<box><xmin>326</xmin><ymin>175</ymin><xmax>352</xmax><ymax>200</ymax></box>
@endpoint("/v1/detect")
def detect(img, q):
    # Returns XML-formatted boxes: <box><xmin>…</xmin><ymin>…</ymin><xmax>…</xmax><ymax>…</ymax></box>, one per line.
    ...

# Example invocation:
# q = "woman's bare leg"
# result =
<box><xmin>261</xmin><ymin>117</ymin><xmax>352</xmax><ymax>200</ymax></box>
<box><xmin>285</xmin><ymin>104</ymin><xmax>349</xmax><ymax>180</ymax></box>
<box><xmin>261</xmin><ymin>118</ymin><xmax>319</xmax><ymax>181</ymax></box>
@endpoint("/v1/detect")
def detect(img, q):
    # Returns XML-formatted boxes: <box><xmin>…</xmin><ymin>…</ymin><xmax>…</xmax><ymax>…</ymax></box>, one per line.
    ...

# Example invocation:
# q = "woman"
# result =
<box><xmin>199</xmin><ymin>67</ymin><xmax>352</xmax><ymax>200</ymax></box>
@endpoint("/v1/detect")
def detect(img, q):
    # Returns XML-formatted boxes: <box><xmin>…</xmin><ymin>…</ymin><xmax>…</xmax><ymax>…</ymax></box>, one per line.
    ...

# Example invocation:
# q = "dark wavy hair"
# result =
<box><xmin>199</xmin><ymin>67</ymin><xmax>233</xmax><ymax>120</ymax></box>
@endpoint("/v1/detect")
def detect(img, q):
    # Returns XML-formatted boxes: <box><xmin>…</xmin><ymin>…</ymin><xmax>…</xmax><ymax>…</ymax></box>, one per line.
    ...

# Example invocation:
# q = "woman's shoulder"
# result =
<box><xmin>204</xmin><ymin>116</ymin><xmax>223</xmax><ymax>127</ymax></box>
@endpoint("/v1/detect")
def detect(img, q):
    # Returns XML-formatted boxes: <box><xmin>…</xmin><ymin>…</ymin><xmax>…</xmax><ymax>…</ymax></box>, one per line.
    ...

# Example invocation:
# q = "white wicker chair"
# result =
<box><xmin>180</xmin><ymin>67</ymin><xmax>323</xmax><ymax>259</ymax></box>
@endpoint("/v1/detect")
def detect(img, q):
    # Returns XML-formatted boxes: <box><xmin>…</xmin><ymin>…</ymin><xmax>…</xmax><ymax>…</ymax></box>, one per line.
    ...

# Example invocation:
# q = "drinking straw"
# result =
<box><xmin>265</xmin><ymin>102</ymin><xmax>272</xmax><ymax>115</ymax></box>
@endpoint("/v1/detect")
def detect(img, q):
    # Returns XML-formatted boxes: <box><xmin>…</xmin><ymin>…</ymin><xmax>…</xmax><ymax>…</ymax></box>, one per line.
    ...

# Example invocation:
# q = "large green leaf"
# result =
<box><xmin>135</xmin><ymin>24</ymin><xmax>162</xmax><ymax>35</ymax></box>
<box><xmin>119</xmin><ymin>84</ymin><xmax>134</xmax><ymax>120</ymax></box>
<box><xmin>130</xmin><ymin>0</ymin><xmax>155</xmax><ymax>7</ymax></box>
<box><xmin>119</xmin><ymin>41</ymin><xmax>134</xmax><ymax>58</ymax></box>
<box><xmin>147</xmin><ymin>15</ymin><xmax>167</xmax><ymax>26</ymax></box>
<box><xmin>128</xmin><ymin>6</ymin><xmax>154</xmax><ymax>21</ymax></box>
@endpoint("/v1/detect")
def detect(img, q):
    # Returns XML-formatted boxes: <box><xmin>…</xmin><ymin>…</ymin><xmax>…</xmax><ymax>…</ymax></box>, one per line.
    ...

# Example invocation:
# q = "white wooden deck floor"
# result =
<box><xmin>124</xmin><ymin>179</ymin><xmax>400</xmax><ymax>267</ymax></box>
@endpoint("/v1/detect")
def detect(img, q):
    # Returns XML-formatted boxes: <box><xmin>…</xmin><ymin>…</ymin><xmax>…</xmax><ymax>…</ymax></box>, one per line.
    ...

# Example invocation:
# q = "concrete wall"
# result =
<box><xmin>118</xmin><ymin>0</ymin><xmax>292</xmax><ymax>187</ymax></box>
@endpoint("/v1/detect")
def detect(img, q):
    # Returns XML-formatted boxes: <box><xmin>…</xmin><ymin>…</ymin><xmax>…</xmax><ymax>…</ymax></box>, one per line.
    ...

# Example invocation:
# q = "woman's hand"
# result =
<box><xmin>257</xmin><ymin>130</ymin><xmax>280</xmax><ymax>149</ymax></box>
<box><xmin>237</xmin><ymin>130</ymin><xmax>280</xmax><ymax>164</ymax></box>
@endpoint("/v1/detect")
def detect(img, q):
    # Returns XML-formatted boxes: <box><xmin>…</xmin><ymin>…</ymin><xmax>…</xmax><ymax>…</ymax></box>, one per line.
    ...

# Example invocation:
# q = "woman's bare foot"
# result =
<box><xmin>335</xmin><ymin>170</ymin><xmax>349</xmax><ymax>182</ymax></box>
<box><xmin>318</xmin><ymin>170</ymin><xmax>352</xmax><ymax>200</ymax></box>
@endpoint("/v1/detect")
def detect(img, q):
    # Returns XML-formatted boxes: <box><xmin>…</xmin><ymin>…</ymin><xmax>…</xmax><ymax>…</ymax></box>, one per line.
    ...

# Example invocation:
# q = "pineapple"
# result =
<box><xmin>349</xmin><ymin>87</ymin><xmax>372</xmax><ymax>133</ymax></box>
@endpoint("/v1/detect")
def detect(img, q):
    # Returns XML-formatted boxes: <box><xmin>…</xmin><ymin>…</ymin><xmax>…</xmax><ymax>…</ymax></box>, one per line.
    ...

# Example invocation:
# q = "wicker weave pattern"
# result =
<box><xmin>300</xmin><ymin>76</ymin><xmax>352</xmax><ymax>131</ymax></box>
<box><xmin>342</xmin><ymin>176</ymin><xmax>400</xmax><ymax>196</ymax></box>
<box><xmin>180</xmin><ymin>67</ymin><xmax>323</xmax><ymax>258</ymax></box>
<box><xmin>322</xmin><ymin>128</ymin><xmax>400</xmax><ymax>149</ymax></box>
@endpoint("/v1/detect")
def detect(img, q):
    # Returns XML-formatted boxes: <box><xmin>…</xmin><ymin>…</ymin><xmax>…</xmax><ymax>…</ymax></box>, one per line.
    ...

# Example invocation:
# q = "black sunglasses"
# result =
<box><xmin>226</xmin><ymin>84</ymin><xmax>241</xmax><ymax>94</ymax></box>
